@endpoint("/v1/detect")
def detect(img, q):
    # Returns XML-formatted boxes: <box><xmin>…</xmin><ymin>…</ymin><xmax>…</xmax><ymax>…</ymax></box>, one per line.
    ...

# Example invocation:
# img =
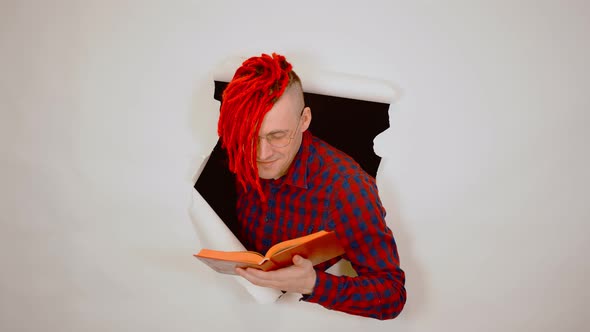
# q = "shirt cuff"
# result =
<box><xmin>299</xmin><ymin>270</ymin><xmax>332</xmax><ymax>305</ymax></box>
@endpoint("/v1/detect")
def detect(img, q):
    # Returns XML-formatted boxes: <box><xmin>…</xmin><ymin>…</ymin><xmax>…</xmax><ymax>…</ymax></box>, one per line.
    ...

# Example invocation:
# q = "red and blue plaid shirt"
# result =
<box><xmin>236</xmin><ymin>131</ymin><xmax>406</xmax><ymax>320</ymax></box>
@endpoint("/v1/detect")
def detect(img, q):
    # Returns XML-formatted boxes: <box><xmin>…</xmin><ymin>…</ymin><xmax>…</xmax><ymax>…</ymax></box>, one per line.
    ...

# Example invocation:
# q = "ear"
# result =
<box><xmin>300</xmin><ymin>106</ymin><xmax>312</xmax><ymax>132</ymax></box>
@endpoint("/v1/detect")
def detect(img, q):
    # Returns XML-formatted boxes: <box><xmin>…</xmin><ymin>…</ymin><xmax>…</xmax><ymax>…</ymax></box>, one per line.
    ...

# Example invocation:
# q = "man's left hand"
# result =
<box><xmin>236</xmin><ymin>255</ymin><xmax>317</xmax><ymax>294</ymax></box>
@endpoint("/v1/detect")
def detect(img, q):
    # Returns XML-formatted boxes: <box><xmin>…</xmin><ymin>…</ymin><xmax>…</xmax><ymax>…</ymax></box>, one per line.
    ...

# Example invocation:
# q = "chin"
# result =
<box><xmin>257</xmin><ymin>163</ymin><xmax>279</xmax><ymax>179</ymax></box>
<box><xmin>257</xmin><ymin>170</ymin><xmax>275</xmax><ymax>180</ymax></box>
<box><xmin>258</xmin><ymin>168</ymin><xmax>283</xmax><ymax>180</ymax></box>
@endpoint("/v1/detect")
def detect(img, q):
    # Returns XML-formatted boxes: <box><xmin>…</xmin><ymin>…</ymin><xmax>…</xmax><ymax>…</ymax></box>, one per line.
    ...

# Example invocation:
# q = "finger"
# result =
<box><xmin>235</xmin><ymin>267</ymin><xmax>246</xmax><ymax>277</ymax></box>
<box><xmin>293</xmin><ymin>255</ymin><xmax>312</xmax><ymax>267</ymax></box>
<box><xmin>241</xmin><ymin>268</ymin><xmax>283</xmax><ymax>289</ymax></box>
<box><xmin>243</xmin><ymin>267</ymin><xmax>275</xmax><ymax>280</ymax></box>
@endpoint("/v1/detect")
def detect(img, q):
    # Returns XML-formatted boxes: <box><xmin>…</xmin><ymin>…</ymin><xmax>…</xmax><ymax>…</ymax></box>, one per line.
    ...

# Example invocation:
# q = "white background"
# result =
<box><xmin>1</xmin><ymin>1</ymin><xmax>588</xmax><ymax>331</ymax></box>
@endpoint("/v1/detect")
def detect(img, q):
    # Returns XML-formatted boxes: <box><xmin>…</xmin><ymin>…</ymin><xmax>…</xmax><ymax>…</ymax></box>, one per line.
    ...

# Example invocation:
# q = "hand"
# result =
<box><xmin>236</xmin><ymin>255</ymin><xmax>317</xmax><ymax>294</ymax></box>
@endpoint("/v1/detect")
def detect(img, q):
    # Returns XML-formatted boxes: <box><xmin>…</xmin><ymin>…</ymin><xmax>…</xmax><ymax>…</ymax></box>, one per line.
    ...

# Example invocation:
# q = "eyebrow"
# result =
<box><xmin>260</xmin><ymin>129</ymin><xmax>289</xmax><ymax>137</ymax></box>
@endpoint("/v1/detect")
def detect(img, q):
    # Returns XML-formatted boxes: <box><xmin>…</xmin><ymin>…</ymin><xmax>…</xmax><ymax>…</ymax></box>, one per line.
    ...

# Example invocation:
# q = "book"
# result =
<box><xmin>194</xmin><ymin>230</ymin><xmax>345</xmax><ymax>275</ymax></box>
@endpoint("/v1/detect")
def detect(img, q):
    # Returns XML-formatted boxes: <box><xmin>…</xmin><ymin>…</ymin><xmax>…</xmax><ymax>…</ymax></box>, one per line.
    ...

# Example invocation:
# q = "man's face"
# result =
<box><xmin>256</xmin><ymin>84</ymin><xmax>311</xmax><ymax>180</ymax></box>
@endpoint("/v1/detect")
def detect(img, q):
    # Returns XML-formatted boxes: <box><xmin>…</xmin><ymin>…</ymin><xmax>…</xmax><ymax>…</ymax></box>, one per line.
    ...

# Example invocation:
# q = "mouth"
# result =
<box><xmin>257</xmin><ymin>160</ymin><xmax>277</xmax><ymax>165</ymax></box>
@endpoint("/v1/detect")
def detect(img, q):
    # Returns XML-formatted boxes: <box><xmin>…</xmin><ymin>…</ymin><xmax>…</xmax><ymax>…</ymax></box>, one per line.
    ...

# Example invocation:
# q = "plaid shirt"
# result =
<box><xmin>236</xmin><ymin>131</ymin><xmax>406</xmax><ymax>320</ymax></box>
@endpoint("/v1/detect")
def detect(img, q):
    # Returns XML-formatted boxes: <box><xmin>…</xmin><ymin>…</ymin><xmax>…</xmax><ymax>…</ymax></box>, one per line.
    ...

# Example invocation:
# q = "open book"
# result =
<box><xmin>195</xmin><ymin>230</ymin><xmax>345</xmax><ymax>275</ymax></box>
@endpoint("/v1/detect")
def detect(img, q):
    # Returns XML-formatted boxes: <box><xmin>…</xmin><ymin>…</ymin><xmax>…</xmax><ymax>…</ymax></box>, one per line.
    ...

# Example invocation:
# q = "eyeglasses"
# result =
<box><xmin>258</xmin><ymin>108</ymin><xmax>305</xmax><ymax>148</ymax></box>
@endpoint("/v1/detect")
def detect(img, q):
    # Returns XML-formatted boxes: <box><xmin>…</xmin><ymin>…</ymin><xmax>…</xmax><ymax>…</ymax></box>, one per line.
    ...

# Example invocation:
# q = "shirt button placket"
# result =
<box><xmin>266</xmin><ymin>186</ymin><xmax>279</xmax><ymax>223</ymax></box>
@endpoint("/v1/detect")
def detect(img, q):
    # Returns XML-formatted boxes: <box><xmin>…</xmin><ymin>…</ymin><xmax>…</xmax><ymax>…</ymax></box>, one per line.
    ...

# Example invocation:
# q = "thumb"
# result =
<box><xmin>293</xmin><ymin>255</ymin><xmax>308</xmax><ymax>266</ymax></box>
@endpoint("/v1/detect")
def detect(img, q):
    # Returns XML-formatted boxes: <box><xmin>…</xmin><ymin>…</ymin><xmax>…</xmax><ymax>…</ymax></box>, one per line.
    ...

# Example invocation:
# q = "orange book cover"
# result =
<box><xmin>194</xmin><ymin>230</ymin><xmax>345</xmax><ymax>275</ymax></box>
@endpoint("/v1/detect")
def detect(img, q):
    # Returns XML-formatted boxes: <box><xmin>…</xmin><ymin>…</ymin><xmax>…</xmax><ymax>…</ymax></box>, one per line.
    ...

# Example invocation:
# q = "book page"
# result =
<box><xmin>265</xmin><ymin>230</ymin><xmax>330</xmax><ymax>258</ymax></box>
<box><xmin>197</xmin><ymin>249</ymin><xmax>265</xmax><ymax>265</ymax></box>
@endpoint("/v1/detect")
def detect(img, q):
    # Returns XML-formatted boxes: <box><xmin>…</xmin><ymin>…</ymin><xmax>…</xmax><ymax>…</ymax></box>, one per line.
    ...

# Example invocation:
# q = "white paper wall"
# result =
<box><xmin>1</xmin><ymin>1</ymin><xmax>588</xmax><ymax>331</ymax></box>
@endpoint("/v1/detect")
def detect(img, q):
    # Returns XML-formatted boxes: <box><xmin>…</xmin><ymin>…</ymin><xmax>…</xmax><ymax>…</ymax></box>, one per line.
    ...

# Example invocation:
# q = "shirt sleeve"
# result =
<box><xmin>301</xmin><ymin>173</ymin><xmax>406</xmax><ymax>320</ymax></box>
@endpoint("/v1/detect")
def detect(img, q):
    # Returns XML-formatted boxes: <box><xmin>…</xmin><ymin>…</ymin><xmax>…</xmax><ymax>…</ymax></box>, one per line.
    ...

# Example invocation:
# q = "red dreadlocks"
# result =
<box><xmin>218</xmin><ymin>53</ymin><xmax>294</xmax><ymax>201</ymax></box>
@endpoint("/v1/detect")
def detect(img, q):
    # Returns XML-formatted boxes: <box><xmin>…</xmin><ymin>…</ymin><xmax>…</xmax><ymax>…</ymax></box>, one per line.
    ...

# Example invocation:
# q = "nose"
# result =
<box><xmin>257</xmin><ymin>137</ymin><xmax>273</xmax><ymax>160</ymax></box>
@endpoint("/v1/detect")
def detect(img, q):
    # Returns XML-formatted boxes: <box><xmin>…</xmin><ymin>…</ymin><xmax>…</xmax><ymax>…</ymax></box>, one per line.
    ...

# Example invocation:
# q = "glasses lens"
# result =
<box><xmin>268</xmin><ymin>135</ymin><xmax>291</xmax><ymax>148</ymax></box>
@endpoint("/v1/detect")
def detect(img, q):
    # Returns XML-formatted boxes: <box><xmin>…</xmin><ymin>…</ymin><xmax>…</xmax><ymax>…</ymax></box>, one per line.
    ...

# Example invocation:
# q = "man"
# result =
<box><xmin>217</xmin><ymin>53</ymin><xmax>406</xmax><ymax>320</ymax></box>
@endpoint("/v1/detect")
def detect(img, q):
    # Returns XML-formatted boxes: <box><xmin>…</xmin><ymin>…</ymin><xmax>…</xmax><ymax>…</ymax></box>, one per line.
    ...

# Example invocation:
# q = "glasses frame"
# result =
<box><xmin>258</xmin><ymin>107</ymin><xmax>305</xmax><ymax>148</ymax></box>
